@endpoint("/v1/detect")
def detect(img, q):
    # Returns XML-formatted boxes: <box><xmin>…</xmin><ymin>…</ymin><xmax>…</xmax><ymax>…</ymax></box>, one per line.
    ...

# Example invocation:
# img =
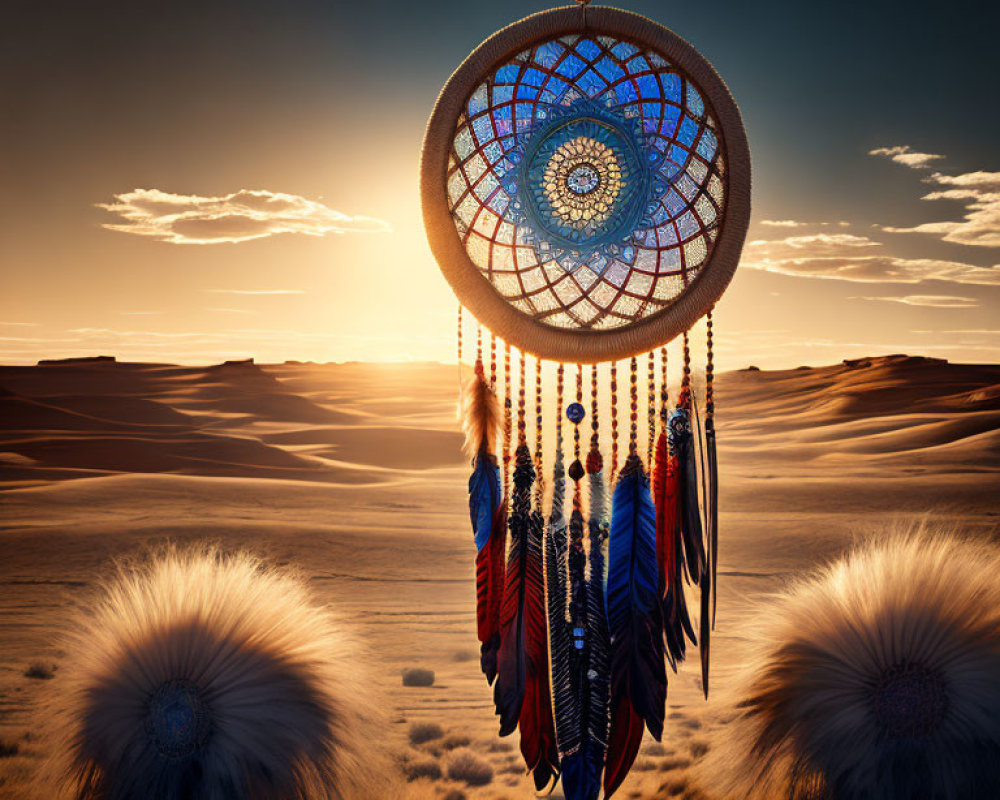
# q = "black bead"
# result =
<box><xmin>568</xmin><ymin>459</ymin><xmax>585</xmax><ymax>482</ymax></box>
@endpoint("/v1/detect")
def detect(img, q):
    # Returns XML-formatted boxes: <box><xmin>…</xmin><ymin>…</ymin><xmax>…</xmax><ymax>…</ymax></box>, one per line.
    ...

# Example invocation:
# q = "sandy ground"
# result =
<box><xmin>0</xmin><ymin>354</ymin><xmax>997</xmax><ymax>799</ymax></box>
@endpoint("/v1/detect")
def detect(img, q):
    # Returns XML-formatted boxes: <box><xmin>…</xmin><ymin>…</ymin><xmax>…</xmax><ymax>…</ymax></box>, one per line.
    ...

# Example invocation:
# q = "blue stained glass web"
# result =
<box><xmin>448</xmin><ymin>33</ymin><xmax>727</xmax><ymax>331</ymax></box>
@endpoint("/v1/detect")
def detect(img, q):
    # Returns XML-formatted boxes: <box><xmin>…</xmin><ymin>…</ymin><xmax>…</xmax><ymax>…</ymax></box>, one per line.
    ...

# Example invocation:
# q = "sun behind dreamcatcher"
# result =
<box><xmin>421</xmin><ymin>4</ymin><xmax>750</xmax><ymax>798</ymax></box>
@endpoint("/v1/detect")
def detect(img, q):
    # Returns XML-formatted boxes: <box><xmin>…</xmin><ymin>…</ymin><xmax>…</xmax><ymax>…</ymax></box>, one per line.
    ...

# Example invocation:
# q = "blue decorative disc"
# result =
<box><xmin>566</xmin><ymin>402</ymin><xmax>586</xmax><ymax>424</ymax></box>
<box><xmin>145</xmin><ymin>680</ymin><xmax>211</xmax><ymax>758</ymax></box>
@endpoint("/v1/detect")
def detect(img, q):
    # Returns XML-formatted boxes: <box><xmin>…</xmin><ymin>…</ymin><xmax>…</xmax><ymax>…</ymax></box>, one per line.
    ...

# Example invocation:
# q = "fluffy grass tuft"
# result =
<box><xmin>445</xmin><ymin>748</ymin><xmax>493</xmax><ymax>786</ymax></box>
<box><xmin>37</xmin><ymin>546</ymin><xmax>394</xmax><ymax>800</ymax></box>
<box><xmin>698</xmin><ymin>524</ymin><xmax>1000</xmax><ymax>800</ymax></box>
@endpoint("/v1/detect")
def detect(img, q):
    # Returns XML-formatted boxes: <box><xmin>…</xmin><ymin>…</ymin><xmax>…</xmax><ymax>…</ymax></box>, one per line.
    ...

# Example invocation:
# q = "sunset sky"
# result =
<box><xmin>2</xmin><ymin>0</ymin><xmax>999</xmax><ymax>369</ymax></box>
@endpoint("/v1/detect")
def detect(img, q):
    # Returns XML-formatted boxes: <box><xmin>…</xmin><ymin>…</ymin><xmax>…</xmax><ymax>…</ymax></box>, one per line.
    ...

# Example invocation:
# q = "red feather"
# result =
<box><xmin>476</xmin><ymin>499</ymin><xmax>507</xmax><ymax>684</ymax></box>
<box><xmin>603</xmin><ymin>694</ymin><xmax>644</xmax><ymax>799</ymax></box>
<box><xmin>517</xmin><ymin>510</ymin><xmax>559</xmax><ymax>790</ymax></box>
<box><xmin>652</xmin><ymin>430</ymin><xmax>679</xmax><ymax>600</ymax></box>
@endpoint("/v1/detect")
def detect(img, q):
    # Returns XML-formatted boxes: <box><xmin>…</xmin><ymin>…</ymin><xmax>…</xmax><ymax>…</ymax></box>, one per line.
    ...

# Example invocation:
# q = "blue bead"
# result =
<box><xmin>566</xmin><ymin>402</ymin><xmax>586</xmax><ymax>424</ymax></box>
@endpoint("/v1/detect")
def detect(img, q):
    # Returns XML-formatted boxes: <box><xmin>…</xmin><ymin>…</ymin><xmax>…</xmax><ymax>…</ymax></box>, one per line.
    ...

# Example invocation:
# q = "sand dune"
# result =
<box><xmin>0</xmin><ymin>354</ymin><xmax>997</xmax><ymax>799</ymax></box>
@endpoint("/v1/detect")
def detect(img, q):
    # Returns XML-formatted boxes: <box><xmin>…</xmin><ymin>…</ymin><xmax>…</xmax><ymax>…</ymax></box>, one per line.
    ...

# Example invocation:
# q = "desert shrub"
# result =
<box><xmin>401</xmin><ymin>668</ymin><xmax>435</xmax><ymax>687</ymax></box>
<box><xmin>440</xmin><ymin>733</ymin><xmax>471</xmax><ymax>750</ymax></box>
<box><xmin>446</xmin><ymin>748</ymin><xmax>493</xmax><ymax>786</ymax></box>
<box><xmin>403</xmin><ymin>757</ymin><xmax>441</xmax><ymax>782</ymax></box>
<box><xmin>408</xmin><ymin>722</ymin><xmax>444</xmax><ymax>745</ymax></box>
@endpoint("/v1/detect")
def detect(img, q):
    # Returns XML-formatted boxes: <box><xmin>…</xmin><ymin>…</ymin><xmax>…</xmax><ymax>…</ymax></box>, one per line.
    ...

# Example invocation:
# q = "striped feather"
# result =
<box><xmin>519</xmin><ymin>508</ymin><xmax>559</xmax><ymax>790</ymax></box>
<box><xmin>545</xmin><ymin>445</ymin><xmax>577</xmax><ymax>763</ymax></box>
<box><xmin>494</xmin><ymin>444</ymin><xmax>534</xmax><ymax>735</ymax></box>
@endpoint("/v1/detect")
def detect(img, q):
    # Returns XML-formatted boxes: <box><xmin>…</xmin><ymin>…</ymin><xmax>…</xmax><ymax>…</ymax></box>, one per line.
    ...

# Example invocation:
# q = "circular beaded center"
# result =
<box><xmin>145</xmin><ymin>680</ymin><xmax>212</xmax><ymax>758</ymax></box>
<box><xmin>872</xmin><ymin>661</ymin><xmax>948</xmax><ymax>739</ymax></box>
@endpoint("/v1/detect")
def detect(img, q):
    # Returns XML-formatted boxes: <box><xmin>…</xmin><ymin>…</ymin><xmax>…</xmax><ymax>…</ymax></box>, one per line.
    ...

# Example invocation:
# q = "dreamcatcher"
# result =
<box><xmin>422</xmin><ymin>4</ymin><xmax>749</xmax><ymax>797</ymax></box>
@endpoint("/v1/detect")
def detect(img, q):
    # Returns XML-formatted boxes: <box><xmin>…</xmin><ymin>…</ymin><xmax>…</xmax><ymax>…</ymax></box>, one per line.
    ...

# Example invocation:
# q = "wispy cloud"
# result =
<box><xmin>879</xmin><ymin>169</ymin><xmax>1000</xmax><ymax>248</ymax></box>
<box><xmin>743</xmin><ymin>233</ymin><xmax>1000</xmax><ymax>285</ymax></box>
<box><xmin>98</xmin><ymin>188</ymin><xmax>391</xmax><ymax>245</ymax></box>
<box><xmin>854</xmin><ymin>294</ymin><xmax>980</xmax><ymax>308</ymax></box>
<box><xmin>759</xmin><ymin>220</ymin><xmax>851</xmax><ymax>228</ymax></box>
<box><xmin>0</xmin><ymin>321</ymin><xmax>39</xmax><ymax>327</ymax></box>
<box><xmin>869</xmin><ymin>145</ymin><xmax>946</xmax><ymax>169</ymax></box>
<box><xmin>205</xmin><ymin>289</ymin><xmax>305</xmax><ymax>295</ymax></box>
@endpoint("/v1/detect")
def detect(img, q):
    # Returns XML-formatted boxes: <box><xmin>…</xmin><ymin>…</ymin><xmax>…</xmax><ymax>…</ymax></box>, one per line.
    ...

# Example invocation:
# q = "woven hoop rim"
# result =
<box><xmin>421</xmin><ymin>5</ymin><xmax>751</xmax><ymax>363</ymax></box>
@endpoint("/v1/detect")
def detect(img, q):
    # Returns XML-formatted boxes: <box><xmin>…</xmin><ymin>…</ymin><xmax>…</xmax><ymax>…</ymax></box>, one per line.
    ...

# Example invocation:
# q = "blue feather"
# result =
<box><xmin>469</xmin><ymin>455</ymin><xmax>501</xmax><ymax>551</ymax></box>
<box><xmin>605</xmin><ymin>453</ymin><xmax>666</xmax><ymax>742</ymax></box>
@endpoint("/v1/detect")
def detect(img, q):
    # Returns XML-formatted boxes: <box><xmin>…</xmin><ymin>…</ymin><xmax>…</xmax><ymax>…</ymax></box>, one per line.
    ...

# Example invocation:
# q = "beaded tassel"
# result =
<box><xmin>647</xmin><ymin>351</ymin><xmax>656</xmax><ymax>470</ymax></box>
<box><xmin>503</xmin><ymin>342</ymin><xmax>512</xmax><ymax>501</ymax></box>
<box><xmin>610</xmin><ymin>362</ymin><xmax>619</xmax><ymax>484</ymax></box>
<box><xmin>705</xmin><ymin>310</ymin><xmax>719</xmax><ymax>629</ymax></box>
<box><xmin>535</xmin><ymin>357</ymin><xmax>544</xmax><ymax>508</ymax></box>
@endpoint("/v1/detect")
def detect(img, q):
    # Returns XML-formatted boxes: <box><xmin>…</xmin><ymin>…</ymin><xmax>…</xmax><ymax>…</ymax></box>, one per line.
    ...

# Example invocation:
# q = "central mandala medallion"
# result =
<box><xmin>509</xmin><ymin>99</ymin><xmax>657</xmax><ymax>267</ymax></box>
<box><xmin>543</xmin><ymin>136</ymin><xmax>621</xmax><ymax>229</ymax></box>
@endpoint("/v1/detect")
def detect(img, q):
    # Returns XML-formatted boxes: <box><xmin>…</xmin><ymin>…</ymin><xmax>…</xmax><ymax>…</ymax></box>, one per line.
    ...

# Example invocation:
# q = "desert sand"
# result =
<box><xmin>1</xmin><ymin>354</ymin><xmax>997</xmax><ymax>799</ymax></box>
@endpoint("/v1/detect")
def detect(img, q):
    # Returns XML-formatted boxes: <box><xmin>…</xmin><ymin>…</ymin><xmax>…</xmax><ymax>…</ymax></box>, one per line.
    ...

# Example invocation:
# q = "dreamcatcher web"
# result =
<box><xmin>447</xmin><ymin>33</ymin><xmax>726</xmax><ymax>332</ymax></box>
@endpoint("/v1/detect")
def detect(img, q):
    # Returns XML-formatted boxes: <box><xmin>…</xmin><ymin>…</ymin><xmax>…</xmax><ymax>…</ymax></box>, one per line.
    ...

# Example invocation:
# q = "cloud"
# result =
<box><xmin>879</xmin><ymin>170</ymin><xmax>1000</xmax><ymax>248</ymax></box>
<box><xmin>98</xmin><ymin>188</ymin><xmax>391</xmax><ymax>244</ymax></box>
<box><xmin>869</xmin><ymin>145</ymin><xmax>946</xmax><ymax>169</ymax></box>
<box><xmin>205</xmin><ymin>289</ymin><xmax>305</xmax><ymax>295</ymax></box>
<box><xmin>760</xmin><ymin>219</ymin><xmax>809</xmax><ymax>228</ymax></box>
<box><xmin>758</xmin><ymin>220</ymin><xmax>852</xmax><ymax>229</ymax></box>
<box><xmin>743</xmin><ymin>233</ymin><xmax>1000</xmax><ymax>285</ymax></box>
<box><xmin>854</xmin><ymin>294</ymin><xmax>980</xmax><ymax>308</ymax></box>
<box><xmin>0</xmin><ymin>321</ymin><xmax>39</xmax><ymax>327</ymax></box>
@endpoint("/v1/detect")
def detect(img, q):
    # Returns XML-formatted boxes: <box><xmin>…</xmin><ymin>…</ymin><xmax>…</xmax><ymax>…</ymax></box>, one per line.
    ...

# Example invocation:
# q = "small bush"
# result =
<box><xmin>404</xmin><ymin>757</ymin><xmax>442</xmax><ymax>782</ymax></box>
<box><xmin>643</xmin><ymin>742</ymin><xmax>668</xmax><ymax>757</ymax></box>
<box><xmin>401</xmin><ymin>668</ymin><xmax>435</xmax><ymax>687</ymax></box>
<box><xmin>0</xmin><ymin>738</ymin><xmax>19</xmax><ymax>758</ymax></box>
<box><xmin>441</xmin><ymin>791</ymin><xmax>467</xmax><ymax>800</ymax></box>
<box><xmin>487</xmin><ymin>739</ymin><xmax>514</xmax><ymax>753</ymax></box>
<box><xmin>24</xmin><ymin>662</ymin><xmax>55</xmax><ymax>680</ymax></box>
<box><xmin>408</xmin><ymin>722</ymin><xmax>444</xmax><ymax>745</ymax></box>
<box><xmin>446</xmin><ymin>748</ymin><xmax>493</xmax><ymax>786</ymax></box>
<box><xmin>441</xmin><ymin>732</ymin><xmax>471</xmax><ymax>750</ymax></box>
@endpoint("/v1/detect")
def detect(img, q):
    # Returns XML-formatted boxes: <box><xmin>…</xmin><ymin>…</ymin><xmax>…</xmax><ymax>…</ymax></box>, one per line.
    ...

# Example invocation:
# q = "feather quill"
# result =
<box><xmin>495</xmin><ymin>444</ymin><xmax>534</xmax><ymax>734</ymax></box>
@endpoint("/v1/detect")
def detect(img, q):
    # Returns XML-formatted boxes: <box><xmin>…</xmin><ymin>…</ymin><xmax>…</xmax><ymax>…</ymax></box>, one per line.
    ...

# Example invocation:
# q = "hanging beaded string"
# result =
<box><xmin>503</xmin><ymin>342</ymin><xmax>512</xmax><ymax>500</ymax></box>
<box><xmin>476</xmin><ymin>325</ymin><xmax>482</xmax><ymax>365</ymax></box>
<box><xmin>660</xmin><ymin>345</ymin><xmax>669</xmax><ymax>421</ymax></box>
<box><xmin>568</xmin><ymin>363</ymin><xmax>585</xmax><ymax>511</ymax></box>
<box><xmin>610</xmin><ymin>361</ymin><xmax>619</xmax><ymax>482</ymax></box>
<box><xmin>575</xmin><ymin>366</ymin><xmax>583</xmax><ymax>462</ymax></box>
<box><xmin>518</xmin><ymin>350</ymin><xmax>527</xmax><ymax>447</ymax></box>
<box><xmin>457</xmin><ymin>305</ymin><xmax>462</xmax><ymax>365</ymax></box>
<box><xmin>587</xmin><ymin>363</ymin><xmax>603</xmax><ymax>480</ymax></box>
<box><xmin>629</xmin><ymin>356</ymin><xmax>639</xmax><ymax>455</ymax></box>
<box><xmin>490</xmin><ymin>333</ymin><xmax>497</xmax><ymax>390</ymax></box>
<box><xmin>682</xmin><ymin>330</ymin><xmax>692</xmax><ymax>409</ymax></box>
<box><xmin>556</xmin><ymin>364</ymin><xmax>565</xmax><ymax>450</ymax></box>
<box><xmin>647</xmin><ymin>350</ymin><xmax>656</xmax><ymax>469</ymax></box>
<box><xmin>706</xmin><ymin>309</ymin><xmax>715</xmax><ymax>428</ymax></box>
<box><xmin>534</xmin><ymin>356</ymin><xmax>544</xmax><ymax>507</ymax></box>
<box><xmin>590</xmin><ymin>365</ymin><xmax>600</xmax><ymax>457</ymax></box>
